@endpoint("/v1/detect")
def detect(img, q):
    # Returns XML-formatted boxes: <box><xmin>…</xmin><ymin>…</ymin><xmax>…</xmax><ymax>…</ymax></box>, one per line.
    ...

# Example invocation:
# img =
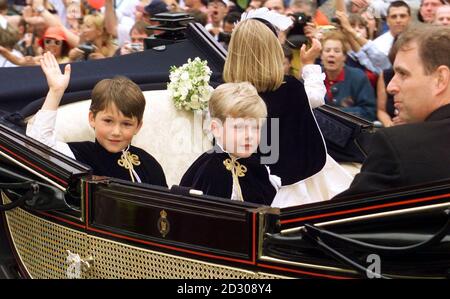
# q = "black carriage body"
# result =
<box><xmin>1</xmin><ymin>22</ymin><xmax>450</xmax><ymax>279</ymax></box>
<box><xmin>2</xmin><ymin>123</ymin><xmax>450</xmax><ymax>279</ymax></box>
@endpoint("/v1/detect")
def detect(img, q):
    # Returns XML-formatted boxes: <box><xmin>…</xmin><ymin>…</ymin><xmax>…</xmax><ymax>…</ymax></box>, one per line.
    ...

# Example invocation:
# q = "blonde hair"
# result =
<box><xmin>223</xmin><ymin>19</ymin><xmax>284</xmax><ymax>93</ymax></box>
<box><xmin>321</xmin><ymin>30</ymin><xmax>350</xmax><ymax>54</ymax></box>
<box><xmin>83</xmin><ymin>14</ymin><xmax>105</xmax><ymax>32</ymax></box>
<box><xmin>209</xmin><ymin>82</ymin><xmax>267</xmax><ymax>122</ymax></box>
<box><xmin>82</xmin><ymin>14</ymin><xmax>116</xmax><ymax>57</ymax></box>
<box><xmin>0</xmin><ymin>25</ymin><xmax>19</xmax><ymax>49</ymax></box>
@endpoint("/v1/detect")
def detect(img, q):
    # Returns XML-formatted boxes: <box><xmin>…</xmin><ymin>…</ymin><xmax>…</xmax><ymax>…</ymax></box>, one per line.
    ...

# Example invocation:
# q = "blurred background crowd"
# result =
<box><xmin>0</xmin><ymin>0</ymin><xmax>449</xmax><ymax>125</ymax></box>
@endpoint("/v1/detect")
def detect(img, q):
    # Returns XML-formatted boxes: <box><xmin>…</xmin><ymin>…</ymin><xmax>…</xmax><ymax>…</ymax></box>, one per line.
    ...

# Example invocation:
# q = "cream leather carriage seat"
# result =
<box><xmin>53</xmin><ymin>90</ymin><xmax>213</xmax><ymax>187</ymax></box>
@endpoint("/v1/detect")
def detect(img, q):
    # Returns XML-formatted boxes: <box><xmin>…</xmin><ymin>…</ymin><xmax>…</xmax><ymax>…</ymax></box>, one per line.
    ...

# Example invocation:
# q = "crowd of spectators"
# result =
<box><xmin>0</xmin><ymin>0</ymin><xmax>449</xmax><ymax>125</ymax></box>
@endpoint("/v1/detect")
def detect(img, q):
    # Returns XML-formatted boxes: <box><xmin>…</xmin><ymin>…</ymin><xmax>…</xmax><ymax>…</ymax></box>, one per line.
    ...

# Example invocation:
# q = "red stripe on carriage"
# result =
<box><xmin>257</xmin><ymin>263</ymin><xmax>352</xmax><ymax>279</ymax></box>
<box><xmin>83</xmin><ymin>181</ymin><xmax>258</xmax><ymax>267</ymax></box>
<box><xmin>86</xmin><ymin>225</ymin><xmax>256</xmax><ymax>266</ymax></box>
<box><xmin>252</xmin><ymin>212</ymin><xmax>256</xmax><ymax>264</ymax></box>
<box><xmin>85</xmin><ymin>181</ymin><xmax>89</xmax><ymax>226</ymax></box>
<box><xmin>0</xmin><ymin>144</ymin><xmax>68</xmax><ymax>186</ymax></box>
<box><xmin>38</xmin><ymin>211</ymin><xmax>86</xmax><ymax>229</ymax></box>
<box><xmin>281</xmin><ymin>193</ymin><xmax>450</xmax><ymax>225</ymax></box>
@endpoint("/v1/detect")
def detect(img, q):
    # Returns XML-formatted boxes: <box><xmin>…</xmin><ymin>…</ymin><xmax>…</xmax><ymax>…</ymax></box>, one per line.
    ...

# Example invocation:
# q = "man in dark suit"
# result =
<box><xmin>334</xmin><ymin>25</ymin><xmax>450</xmax><ymax>199</ymax></box>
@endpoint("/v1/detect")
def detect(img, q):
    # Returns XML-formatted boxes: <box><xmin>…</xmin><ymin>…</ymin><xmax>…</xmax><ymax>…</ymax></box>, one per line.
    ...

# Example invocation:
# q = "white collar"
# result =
<box><xmin>215</xmin><ymin>142</ymin><xmax>241</xmax><ymax>160</ymax></box>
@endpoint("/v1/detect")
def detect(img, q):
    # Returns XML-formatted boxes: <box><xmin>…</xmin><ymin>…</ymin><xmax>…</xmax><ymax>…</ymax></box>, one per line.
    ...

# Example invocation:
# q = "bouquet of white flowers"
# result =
<box><xmin>167</xmin><ymin>57</ymin><xmax>213</xmax><ymax>112</ymax></box>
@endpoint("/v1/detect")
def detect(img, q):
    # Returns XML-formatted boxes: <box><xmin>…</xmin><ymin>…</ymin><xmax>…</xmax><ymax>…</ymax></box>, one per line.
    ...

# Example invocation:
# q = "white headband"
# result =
<box><xmin>239</xmin><ymin>7</ymin><xmax>293</xmax><ymax>32</ymax></box>
<box><xmin>0</xmin><ymin>16</ymin><xmax>7</xmax><ymax>30</ymax></box>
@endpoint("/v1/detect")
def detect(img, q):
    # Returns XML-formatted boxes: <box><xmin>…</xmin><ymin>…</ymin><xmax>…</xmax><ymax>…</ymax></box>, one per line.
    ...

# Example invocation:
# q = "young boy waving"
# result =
<box><xmin>27</xmin><ymin>52</ymin><xmax>167</xmax><ymax>187</ymax></box>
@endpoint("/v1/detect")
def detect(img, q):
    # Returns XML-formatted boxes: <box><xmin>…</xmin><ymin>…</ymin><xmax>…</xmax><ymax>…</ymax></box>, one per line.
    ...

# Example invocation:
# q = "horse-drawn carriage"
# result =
<box><xmin>1</xmin><ymin>19</ymin><xmax>450</xmax><ymax>279</ymax></box>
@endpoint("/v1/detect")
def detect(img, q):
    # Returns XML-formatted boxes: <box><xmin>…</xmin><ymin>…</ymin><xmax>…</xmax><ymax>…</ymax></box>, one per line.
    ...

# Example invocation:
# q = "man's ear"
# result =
<box><xmin>434</xmin><ymin>65</ymin><xmax>450</xmax><ymax>96</ymax></box>
<box><xmin>88</xmin><ymin>111</ymin><xmax>95</xmax><ymax>129</ymax></box>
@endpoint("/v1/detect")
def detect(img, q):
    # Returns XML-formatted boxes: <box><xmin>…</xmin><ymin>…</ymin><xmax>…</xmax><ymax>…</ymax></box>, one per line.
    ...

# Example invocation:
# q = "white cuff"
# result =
<box><xmin>302</xmin><ymin>64</ymin><xmax>326</xmax><ymax>108</ymax></box>
<box><xmin>26</xmin><ymin>109</ymin><xmax>75</xmax><ymax>159</ymax></box>
<box><xmin>26</xmin><ymin>109</ymin><xmax>58</xmax><ymax>148</ymax></box>
<box><xmin>302</xmin><ymin>64</ymin><xmax>324</xmax><ymax>80</ymax></box>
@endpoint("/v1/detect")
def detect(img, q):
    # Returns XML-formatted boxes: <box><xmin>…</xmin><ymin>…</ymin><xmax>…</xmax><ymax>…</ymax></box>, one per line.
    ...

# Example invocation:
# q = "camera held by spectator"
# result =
<box><xmin>217</xmin><ymin>32</ymin><xmax>231</xmax><ymax>44</ymax></box>
<box><xmin>77</xmin><ymin>42</ymin><xmax>95</xmax><ymax>60</ymax></box>
<box><xmin>286</xmin><ymin>12</ymin><xmax>312</xmax><ymax>49</ymax></box>
<box><xmin>130</xmin><ymin>43</ymin><xmax>144</xmax><ymax>52</ymax></box>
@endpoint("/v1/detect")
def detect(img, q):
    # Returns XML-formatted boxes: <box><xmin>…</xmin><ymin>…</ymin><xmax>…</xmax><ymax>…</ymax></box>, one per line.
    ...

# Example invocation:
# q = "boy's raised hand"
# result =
<box><xmin>40</xmin><ymin>52</ymin><xmax>71</xmax><ymax>111</ymax></box>
<box><xmin>40</xmin><ymin>52</ymin><xmax>71</xmax><ymax>94</ymax></box>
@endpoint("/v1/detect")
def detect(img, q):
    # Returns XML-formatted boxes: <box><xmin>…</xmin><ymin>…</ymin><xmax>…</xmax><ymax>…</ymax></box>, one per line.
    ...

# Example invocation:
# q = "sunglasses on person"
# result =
<box><xmin>44</xmin><ymin>39</ymin><xmax>63</xmax><ymax>46</ymax></box>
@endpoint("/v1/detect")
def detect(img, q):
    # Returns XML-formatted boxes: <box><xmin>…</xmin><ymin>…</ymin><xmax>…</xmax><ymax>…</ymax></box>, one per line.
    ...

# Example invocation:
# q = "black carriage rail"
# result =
<box><xmin>0</xmin><ymin>124</ymin><xmax>91</xmax><ymax>190</ymax></box>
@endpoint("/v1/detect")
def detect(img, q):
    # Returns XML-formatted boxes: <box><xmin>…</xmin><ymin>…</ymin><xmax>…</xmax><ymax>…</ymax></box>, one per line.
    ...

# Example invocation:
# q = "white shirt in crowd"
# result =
<box><xmin>372</xmin><ymin>31</ymin><xmax>395</xmax><ymax>57</ymax></box>
<box><xmin>348</xmin><ymin>40</ymin><xmax>392</xmax><ymax>74</ymax></box>
<box><xmin>48</xmin><ymin>0</ymin><xmax>67</xmax><ymax>27</ymax></box>
<box><xmin>111</xmin><ymin>0</ymin><xmax>140</xmax><ymax>22</ymax></box>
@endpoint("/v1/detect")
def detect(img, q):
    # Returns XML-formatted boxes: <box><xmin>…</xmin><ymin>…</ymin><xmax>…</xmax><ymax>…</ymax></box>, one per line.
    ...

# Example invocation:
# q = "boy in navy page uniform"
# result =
<box><xmin>27</xmin><ymin>52</ymin><xmax>167</xmax><ymax>186</ymax></box>
<box><xmin>180</xmin><ymin>82</ymin><xmax>279</xmax><ymax>205</ymax></box>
